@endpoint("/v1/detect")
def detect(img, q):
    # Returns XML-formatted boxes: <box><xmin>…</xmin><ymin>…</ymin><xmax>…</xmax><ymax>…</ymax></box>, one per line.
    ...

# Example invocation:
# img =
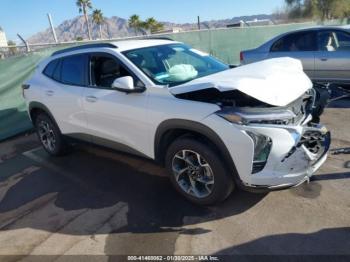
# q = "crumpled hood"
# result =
<box><xmin>169</xmin><ymin>57</ymin><xmax>313</xmax><ymax>107</ymax></box>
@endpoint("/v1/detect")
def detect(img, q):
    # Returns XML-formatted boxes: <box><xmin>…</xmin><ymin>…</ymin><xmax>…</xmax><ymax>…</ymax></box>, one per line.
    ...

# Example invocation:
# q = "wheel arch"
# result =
<box><xmin>28</xmin><ymin>102</ymin><xmax>59</xmax><ymax>129</ymax></box>
<box><xmin>154</xmin><ymin>119</ymin><xmax>239</xmax><ymax>180</ymax></box>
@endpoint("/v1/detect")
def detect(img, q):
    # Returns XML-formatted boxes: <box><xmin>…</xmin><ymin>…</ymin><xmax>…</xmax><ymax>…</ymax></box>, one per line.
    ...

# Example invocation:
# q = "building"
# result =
<box><xmin>227</xmin><ymin>19</ymin><xmax>274</xmax><ymax>28</ymax></box>
<box><xmin>0</xmin><ymin>27</ymin><xmax>8</xmax><ymax>47</ymax></box>
<box><xmin>152</xmin><ymin>27</ymin><xmax>183</xmax><ymax>34</ymax></box>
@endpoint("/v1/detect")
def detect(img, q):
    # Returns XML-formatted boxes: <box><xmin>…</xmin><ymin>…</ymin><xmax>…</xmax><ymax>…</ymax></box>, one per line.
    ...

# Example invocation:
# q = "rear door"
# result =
<box><xmin>267</xmin><ymin>31</ymin><xmax>317</xmax><ymax>79</ymax></box>
<box><xmin>314</xmin><ymin>29</ymin><xmax>350</xmax><ymax>84</ymax></box>
<box><xmin>82</xmin><ymin>52</ymin><xmax>150</xmax><ymax>156</ymax></box>
<box><xmin>41</xmin><ymin>54</ymin><xmax>89</xmax><ymax>135</ymax></box>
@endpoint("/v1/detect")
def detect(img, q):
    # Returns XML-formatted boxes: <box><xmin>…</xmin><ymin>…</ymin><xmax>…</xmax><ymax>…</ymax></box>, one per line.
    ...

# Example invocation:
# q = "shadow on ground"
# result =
<box><xmin>0</xmin><ymin>142</ymin><xmax>266</xmax><ymax>239</ymax></box>
<box><xmin>213</xmin><ymin>227</ymin><xmax>350</xmax><ymax>256</ymax></box>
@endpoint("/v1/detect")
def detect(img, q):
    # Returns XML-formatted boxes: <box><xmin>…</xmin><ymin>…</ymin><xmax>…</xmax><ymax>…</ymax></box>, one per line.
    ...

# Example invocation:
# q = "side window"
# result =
<box><xmin>43</xmin><ymin>59</ymin><xmax>59</xmax><ymax>78</ymax></box>
<box><xmin>61</xmin><ymin>54</ymin><xmax>87</xmax><ymax>86</ymax></box>
<box><xmin>90</xmin><ymin>54</ymin><xmax>144</xmax><ymax>88</ymax></box>
<box><xmin>52</xmin><ymin>59</ymin><xmax>62</xmax><ymax>81</ymax></box>
<box><xmin>271</xmin><ymin>32</ymin><xmax>316</xmax><ymax>52</ymax></box>
<box><xmin>335</xmin><ymin>31</ymin><xmax>350</xmax><ymax>51</ymax></box>
<box><xmin>318</xmin><ymin>31</ymin><xmax>337</xmax><ymax>52</ymax></box>
<box><xmin>271</xmin><ymin>38</ymin><xmax>284</xmax><ymax>52</ymax></box>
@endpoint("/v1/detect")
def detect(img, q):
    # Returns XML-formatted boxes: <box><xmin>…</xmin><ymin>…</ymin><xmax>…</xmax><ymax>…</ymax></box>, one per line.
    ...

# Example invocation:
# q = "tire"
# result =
<box><xmin>34</xmin><ymin>113</ymin><xmax>68</xmax><ymax>156</ymax></box>
<box><xmin>165</xmin><ymin>137</ymin><xmax>234</xmax><ymax>205</ymax></box>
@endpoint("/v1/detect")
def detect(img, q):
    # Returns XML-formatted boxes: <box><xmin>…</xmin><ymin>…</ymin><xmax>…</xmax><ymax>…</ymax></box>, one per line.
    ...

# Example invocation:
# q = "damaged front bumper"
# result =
<box><xmin>242</xmin><ymin>124</ymin><xmax>331</xmax><ymax>191</ymax></box>
<box><xmin>202</xmin><ymin>112</ymin><xmax>330</xmax><ymax>192</ymax></box>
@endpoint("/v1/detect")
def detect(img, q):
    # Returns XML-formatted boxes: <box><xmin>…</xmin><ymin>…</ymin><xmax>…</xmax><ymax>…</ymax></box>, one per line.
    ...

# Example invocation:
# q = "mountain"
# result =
<box><xmin>28</xmin><ymin>14</ymin><xmax>274</xmax><ymax>44</ymax></box>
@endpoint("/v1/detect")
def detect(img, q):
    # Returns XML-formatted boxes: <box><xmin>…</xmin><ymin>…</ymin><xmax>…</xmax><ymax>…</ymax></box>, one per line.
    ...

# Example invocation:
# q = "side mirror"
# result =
<box><xmin>112</xmin><ymin>76</ymin><xmax>135</xmax><ymax>93</ymax></box>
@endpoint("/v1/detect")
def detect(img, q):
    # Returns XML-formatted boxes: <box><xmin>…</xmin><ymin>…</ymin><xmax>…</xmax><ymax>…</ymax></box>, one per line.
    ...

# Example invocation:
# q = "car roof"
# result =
<box><xmin>254</xmin><ymin>25</ymin><xmax>350</xmax><ymax>51</ymax></box>
<box><xmin>276</xmin><ymin>25</ymin><xmax>350</xmax><ymax>36</ymax></box>
<box><xmin>51</xmin><ymin>39</ymin><xmax>179</xmax><ymax>57</ymax></box>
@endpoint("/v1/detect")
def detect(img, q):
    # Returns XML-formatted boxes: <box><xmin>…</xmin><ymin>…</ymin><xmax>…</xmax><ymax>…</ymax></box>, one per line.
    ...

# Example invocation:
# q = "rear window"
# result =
<box><xmin>43</xmin><ymin>59</ymin><xmax>59</xmax><ymax>78</ymax></box>
<box><xmin>61</xmin><ymin>55</ymin><xmax>87</xmax><ymax>86</ymax></box>
<box><xmin>42</xmin><ymin>54</ymin><xmax>87</xmax><ymax>86</ymax></box>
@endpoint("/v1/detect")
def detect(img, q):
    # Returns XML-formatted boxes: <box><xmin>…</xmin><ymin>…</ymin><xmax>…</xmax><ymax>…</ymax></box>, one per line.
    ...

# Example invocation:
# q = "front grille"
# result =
<box><xmin>287</xmin><ymin>94</ymin><xmax>314</xmax><ymax>125</ymax></box>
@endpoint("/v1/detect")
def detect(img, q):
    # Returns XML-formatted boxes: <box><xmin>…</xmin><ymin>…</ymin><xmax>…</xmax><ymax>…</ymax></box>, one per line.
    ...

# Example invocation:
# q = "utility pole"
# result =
<box><xmin>47</xmin><ymin>13</ymin><xmax>58</xmax><ymax>43</ymax></box>
<box><xmin>197</xmin><ymin>16</ymin><xmax>201</xmax><ymax>30</ymax></box>
<box><xmin>17</xmin><ymin>34</ymin><xmax>30</xmax><ymax>52</ymax></box>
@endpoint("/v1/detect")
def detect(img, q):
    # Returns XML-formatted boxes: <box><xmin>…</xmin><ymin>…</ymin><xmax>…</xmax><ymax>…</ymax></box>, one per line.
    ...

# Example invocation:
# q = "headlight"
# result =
<box><xmin>246</xmin><ymin>131</ymin><xmax>272</xmax><ymax>174</ymax></box>
<box><xmin>216</xmin><ymin>109</ymin><xmax>296</xmax><ymax>125</ymax></box>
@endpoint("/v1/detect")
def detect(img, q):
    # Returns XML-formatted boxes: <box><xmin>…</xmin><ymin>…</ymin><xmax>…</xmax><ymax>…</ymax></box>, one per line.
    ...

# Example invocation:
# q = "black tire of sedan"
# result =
<box><xmin>165</xmin><ymin>137</ymin><xmax>234</xmax><ymax>205</ymax></box>
<box><xmin>35</xmin><ymin>113</ymin><xmax>68</xmax><ymax>156</ymax></box>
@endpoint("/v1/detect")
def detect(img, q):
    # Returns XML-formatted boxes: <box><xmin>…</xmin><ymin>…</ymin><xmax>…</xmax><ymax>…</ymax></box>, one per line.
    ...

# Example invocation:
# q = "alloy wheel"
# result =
<box><xmin>172</xmin><ymin>150</ymin><xmax>214</xmax><ymax>199</ymax></box>
<box><xmin>38</xmin><ymin>120</ymin><xmax>56</xmax><ymax>152</ymax></box>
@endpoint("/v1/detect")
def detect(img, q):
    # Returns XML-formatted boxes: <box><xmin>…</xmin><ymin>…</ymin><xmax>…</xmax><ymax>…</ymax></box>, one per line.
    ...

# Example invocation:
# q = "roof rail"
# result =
<box><xmin>51</xmin><ymin>43</ymin><xmax>118</xmax><ymax>56</ymax></box>
<box><xmin>140</xmin><ymin>37</ymin><xmax>174</xmax><ymax>41</ymax></box>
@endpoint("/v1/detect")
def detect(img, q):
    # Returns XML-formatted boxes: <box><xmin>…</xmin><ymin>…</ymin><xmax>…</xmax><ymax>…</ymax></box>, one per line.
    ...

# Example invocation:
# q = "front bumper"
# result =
<box><xmin>242</xmin><ymin>125</ymin><xmax>330</xmax><ymax>190</ymax></box>
<box><xmin>202</xmin><ymin>114</ymin><xmax>331</xmax><ymax>190</ymax></box>
<box><xmin>242</xmin><ymin>147</ymin><xmax>329</xmax><ymax>193</ymax></box>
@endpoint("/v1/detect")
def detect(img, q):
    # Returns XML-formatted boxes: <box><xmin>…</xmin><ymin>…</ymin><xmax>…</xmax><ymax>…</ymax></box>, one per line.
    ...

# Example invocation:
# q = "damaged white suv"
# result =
<box><xmin>23</xmin><ymin>39</ymin><xmax>330</xmax><ymax>205</ymax></box>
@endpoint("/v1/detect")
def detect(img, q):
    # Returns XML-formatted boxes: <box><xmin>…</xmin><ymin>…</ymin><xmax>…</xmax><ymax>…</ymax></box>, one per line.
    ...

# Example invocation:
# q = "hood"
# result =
<box><xmin>169</xmin><ymin>57</ymin><xmax>313</xmax><ymax>107</ymax></box>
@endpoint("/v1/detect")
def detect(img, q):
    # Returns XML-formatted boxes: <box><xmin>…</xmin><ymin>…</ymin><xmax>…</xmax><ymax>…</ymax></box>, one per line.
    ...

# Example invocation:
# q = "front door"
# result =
<box><xmin>82</xmin><ymin>52</ymin><xmax>150</xmax><ymax>156</ymax></box>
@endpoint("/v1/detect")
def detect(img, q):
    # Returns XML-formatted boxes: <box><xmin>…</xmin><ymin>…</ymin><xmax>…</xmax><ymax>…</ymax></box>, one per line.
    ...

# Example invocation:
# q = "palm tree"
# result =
<box><xmin>128</xmin><ymin>14</ymin><xmax>141</xmax><ymax>36</ymax></box>
<box><xmin>144</xmin><ymin>17</ymin><xmax>164</xmax><ymax>34</ymax></box>
<box><xmin>92</xmin><ymin>9</ymin><xmax>104</xmax><ymax>39</ymax></box>
<box><xmin>76</xmin><ymin>0</ymin><xmax>93</xmax><ymax>40</ymax></box>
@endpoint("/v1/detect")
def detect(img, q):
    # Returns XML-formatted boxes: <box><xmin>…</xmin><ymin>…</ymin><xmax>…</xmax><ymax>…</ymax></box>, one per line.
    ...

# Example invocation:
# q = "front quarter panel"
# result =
<box><xmin>147</xmin><ymin>87</ymin><xmax>221</xmax><ymax>157</ymax></box>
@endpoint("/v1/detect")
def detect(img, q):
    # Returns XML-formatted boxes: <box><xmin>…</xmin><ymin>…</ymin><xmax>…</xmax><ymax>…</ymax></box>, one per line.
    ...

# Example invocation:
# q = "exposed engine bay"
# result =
<box><xmin>175</xmin><ymin>84</ymin><xmax>331</xmax><ymax>125</ymax></box>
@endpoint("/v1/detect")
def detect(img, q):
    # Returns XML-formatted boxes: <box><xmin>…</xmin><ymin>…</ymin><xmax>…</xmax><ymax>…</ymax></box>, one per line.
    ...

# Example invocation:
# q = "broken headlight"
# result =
<box><xmin>246</xmin><ymin>131</ymin><xmax>272</xmax><ymax>174</ymax></box>
<box><xmin>216</xmin><ymin>108</ymin><xmax>296</xmax><ymax>126</ymax></box>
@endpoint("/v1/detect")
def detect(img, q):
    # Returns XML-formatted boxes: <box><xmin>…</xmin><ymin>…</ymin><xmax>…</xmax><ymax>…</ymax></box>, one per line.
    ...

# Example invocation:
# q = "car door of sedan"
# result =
<box><xmin>267</xmin><ymin>31</ymin><xmax>317</xmax><ymax>79</ymax></box>
<box><xmin>82</xmin><ymin>52</ymin><xmax>150</xmax><ymax>157</ymax></box>
<box><xmin>314</xmin><ymin>29</ymin><xmax>350</xmax><ymax>84</ymax></box>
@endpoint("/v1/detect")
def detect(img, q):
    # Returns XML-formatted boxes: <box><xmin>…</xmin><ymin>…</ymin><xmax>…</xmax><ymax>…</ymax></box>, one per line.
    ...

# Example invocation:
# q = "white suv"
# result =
<box><xmin>23</xmin><ymin>39</ymin><xmax>330</xmax><ymax>205</ymax></box>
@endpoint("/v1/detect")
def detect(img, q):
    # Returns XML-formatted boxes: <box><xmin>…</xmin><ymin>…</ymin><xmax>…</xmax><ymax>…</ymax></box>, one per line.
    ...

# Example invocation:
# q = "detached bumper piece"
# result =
<box><xmin>297</xmin><ymin>126</ymin><xmax>330</xmax><ymax>164</ymax></box>
<box><xmin>283</xmin><ymin>125</ymin><xmax>330</xmax><ymax>165</ymax></box>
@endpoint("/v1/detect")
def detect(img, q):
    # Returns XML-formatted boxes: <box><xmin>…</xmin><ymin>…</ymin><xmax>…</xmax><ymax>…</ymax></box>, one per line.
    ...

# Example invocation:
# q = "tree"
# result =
<box><xmin>285</xmin><ymin>0</ymin><xmax>350</xmax><ymax>20</ymax></box>
<box><xmin>144</xmin><ymin>17</ymin><xmax>164</xmax><ymax>34</ymax></box>
<box><xmin>128</xmin><ymin>14</ymin><xmax>142</xmax><ymax>36</ymax></box>
<box><xmin>92</xmin><ymin>9</ymin><xmax>104</xmax><ymax>39</ymax></box>
<box><xmin>76</xmin><ymin>0</ymin><xmax>93</xmax><ymax>40</ymax></box>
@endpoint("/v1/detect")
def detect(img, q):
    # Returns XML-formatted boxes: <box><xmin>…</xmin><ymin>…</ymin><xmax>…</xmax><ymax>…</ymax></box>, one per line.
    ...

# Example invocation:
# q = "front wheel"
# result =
<box><xmin>165</xmin><ymin>138</ymin><xmax>234</xmax><ymax>205</ymax></box>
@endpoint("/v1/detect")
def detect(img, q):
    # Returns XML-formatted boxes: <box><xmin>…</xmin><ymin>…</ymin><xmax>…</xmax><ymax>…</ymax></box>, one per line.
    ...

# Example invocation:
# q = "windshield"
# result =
<box><xmin>122</xmin><ymin>44</ymin><xmax>229</xmax><ymax>87</ymax></box>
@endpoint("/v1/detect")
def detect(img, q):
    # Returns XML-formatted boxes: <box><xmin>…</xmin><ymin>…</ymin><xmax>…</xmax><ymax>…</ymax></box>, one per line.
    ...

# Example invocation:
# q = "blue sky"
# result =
<box><xmin>1</xmin><ymin>0</ymin><xmax>284</xmax><ymax>41</ymax></box>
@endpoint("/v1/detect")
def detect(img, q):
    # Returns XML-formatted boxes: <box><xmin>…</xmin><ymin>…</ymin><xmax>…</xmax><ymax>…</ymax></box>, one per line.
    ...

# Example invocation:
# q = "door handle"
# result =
<box><xmin>85</xmin><ymin>96</ymin><xmax>98</xmax><ymax>103</ymax></box>
<box><xmin>45</xmin><ymin>90</ymin><xmax>54</xmax><ymax>96</ymax></box>
<box><xmin>320</xmin><ymin>58</ymin><xmax>328</xmax><ymax>61</ymax></box>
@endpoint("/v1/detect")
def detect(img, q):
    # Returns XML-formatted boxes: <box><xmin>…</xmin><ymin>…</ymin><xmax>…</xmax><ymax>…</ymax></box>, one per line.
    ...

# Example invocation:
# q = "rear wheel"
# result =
<box><xmin>165</xmin><ymin>137</ymin><xmax>234</xmax><ymax>205</ymax></box>
<box><xmin>34</xmin><ymin>113</ymin><xmax>68</xmax><ymax>156</ymax></box>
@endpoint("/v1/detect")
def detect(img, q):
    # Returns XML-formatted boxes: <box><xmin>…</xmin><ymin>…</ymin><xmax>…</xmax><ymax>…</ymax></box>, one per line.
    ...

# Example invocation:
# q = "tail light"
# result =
<box><xmin>240</xmin><ymin>51</ymin><xmax>244</xmax><ymax>62</ymax></box>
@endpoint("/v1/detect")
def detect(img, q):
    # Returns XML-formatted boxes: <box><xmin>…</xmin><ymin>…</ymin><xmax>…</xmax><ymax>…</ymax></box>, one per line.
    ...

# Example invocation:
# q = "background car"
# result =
<box><xmin>240</xmin><ymin>26</ymin><xmax>350</xmax><ymax>86</ymax></box>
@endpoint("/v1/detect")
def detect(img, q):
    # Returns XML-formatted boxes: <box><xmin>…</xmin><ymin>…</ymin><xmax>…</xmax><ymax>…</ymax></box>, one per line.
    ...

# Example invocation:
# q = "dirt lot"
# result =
<box><xmin>0</xmin><ymin>99</ymin><xmax>349</xmax><ymax>261</ymax></box>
